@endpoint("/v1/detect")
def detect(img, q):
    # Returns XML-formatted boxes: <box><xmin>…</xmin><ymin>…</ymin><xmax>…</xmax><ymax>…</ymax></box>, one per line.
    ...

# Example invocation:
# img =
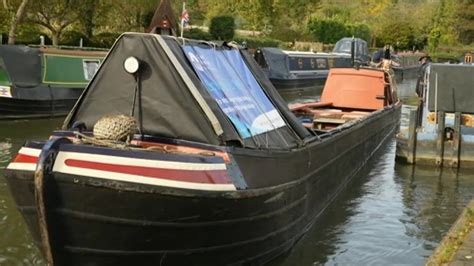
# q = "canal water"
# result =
<box><xmin>1</xmin><ymin>79</ymin><xmax>473</xmax><ymax>265</ymax></box>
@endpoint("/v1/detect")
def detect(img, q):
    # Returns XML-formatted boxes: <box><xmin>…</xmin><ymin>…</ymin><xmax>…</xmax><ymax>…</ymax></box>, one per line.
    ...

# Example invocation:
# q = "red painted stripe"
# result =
<box><xmin>64</xmin><ymin>159</ymin><xmax>233</xmax><ymax>185</ymax></box>
<box><xmin>13</xmin><ymin>154</ymin><xmax>38</xmax><ymax>164</ymax></box>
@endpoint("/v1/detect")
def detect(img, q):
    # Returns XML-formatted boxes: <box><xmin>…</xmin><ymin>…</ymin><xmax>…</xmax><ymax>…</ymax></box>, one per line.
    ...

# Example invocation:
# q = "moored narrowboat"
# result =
<box><xmin>4</xmin><ymin>33</ymin><xmax>401</xmax><ymax>265</ymax></box>
<box><xmin>254</xmin><ymin>48</ymin><xmax>330</xmax><ymax>93</ymax></box>
<box><xmin>0</xmin><ymin>45</ymin><xmax>107</xmax><ymax>119</ymax></box>
<box><xmin>396</xmin><ymin>63</ymin><xmax>474</xmax><ymax>168</ymax></box>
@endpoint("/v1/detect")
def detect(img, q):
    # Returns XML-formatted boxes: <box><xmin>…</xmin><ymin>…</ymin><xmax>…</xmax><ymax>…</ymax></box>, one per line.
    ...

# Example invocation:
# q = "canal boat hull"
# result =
<box><xmin>5</xmin><ymin>103</ymin><xmax>400</xmax><ymax>265</ymax></box>
<box><xmin>0</xmin><ymin>90</ymin><xmax>82</xmax><ymax>119</ymax></box>
<box><xmin>4</xmin><ymin>33</ymin><xmax>401</xmax><ymax>265</ymax></box>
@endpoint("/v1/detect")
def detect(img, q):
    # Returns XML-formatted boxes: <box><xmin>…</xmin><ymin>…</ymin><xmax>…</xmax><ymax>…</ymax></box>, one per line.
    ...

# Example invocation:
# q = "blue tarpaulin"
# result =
<box><xmin>184</xmin><ymin>46</ymin><xmax>286</xmax><ymax>139</ymax></box>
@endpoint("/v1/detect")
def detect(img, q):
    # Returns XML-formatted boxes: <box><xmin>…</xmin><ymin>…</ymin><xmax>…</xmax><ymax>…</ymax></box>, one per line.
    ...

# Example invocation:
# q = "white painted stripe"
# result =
<box><xmin>53</xmin><ymin>151</ymin><xmax>227</xmax><ymax>171</ymax></box>
<box><xmin>7</xmin><ymin>162</ymin><xmax>36</xmax><ymax>171</ymax></box>
<box><xmin>54</xmin><ymin>162</ymin><xmax>236</xmax><ymax>191</ymax></box>
<box><xmin>18</xmin><ymin>147</ymin><xmax>41</xmax><ymax>157</ymax></box>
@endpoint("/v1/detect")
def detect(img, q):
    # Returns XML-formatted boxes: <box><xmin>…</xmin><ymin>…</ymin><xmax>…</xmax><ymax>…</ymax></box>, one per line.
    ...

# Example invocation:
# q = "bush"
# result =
<box><xmin>61</xmin><ymin>30</ymin><xmax>88</xmax><ymax>46</ymax></box>
<box><xmin>307</xmin><ymin>18</ymin><xmax>348</xmax><ymax>44</ymax></box>
<box><xmin>184</xmin><ymin>28</ymin><xmax>212</xmax><ymax>41</ymax></box>
<box><xmin>14</xmin><ymin>25</ymin><xmax>51</xmax><ymax>45</ymax></box>
<box><xmin>233</xmin><ymin>36</ymin><xmax>281</xmax><ymax>49</ymax></box>
<box><xmin>347</xmin><ymin>23</ymin><xmax>371</xmax><ymax>43</ymax></box>
<box><xmin>209</xmin><ymin>16</ymin><xmax>235</xmax><ymax>41</ymax></box>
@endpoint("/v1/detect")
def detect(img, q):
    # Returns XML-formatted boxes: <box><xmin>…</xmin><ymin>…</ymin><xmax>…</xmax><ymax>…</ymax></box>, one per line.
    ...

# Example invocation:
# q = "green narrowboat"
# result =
<box><xmin>0</xmin><ymin>45</ymin><xmax>107</xmax><ymax>119</ymax></box>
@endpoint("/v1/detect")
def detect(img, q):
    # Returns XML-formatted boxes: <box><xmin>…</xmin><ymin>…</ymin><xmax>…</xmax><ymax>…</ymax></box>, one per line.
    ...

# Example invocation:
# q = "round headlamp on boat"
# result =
<box><xmin>124</xmin><ymin>56</ymin><xmax>140</xmax><ymax>74</ymax></box>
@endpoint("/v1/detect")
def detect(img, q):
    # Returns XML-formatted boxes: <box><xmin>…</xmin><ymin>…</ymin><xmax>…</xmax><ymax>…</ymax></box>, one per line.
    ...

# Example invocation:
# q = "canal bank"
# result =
<box><xmin>426</xmin><ymin>200</ymin><xmax>474</xmax><ymax>266</ymax></box>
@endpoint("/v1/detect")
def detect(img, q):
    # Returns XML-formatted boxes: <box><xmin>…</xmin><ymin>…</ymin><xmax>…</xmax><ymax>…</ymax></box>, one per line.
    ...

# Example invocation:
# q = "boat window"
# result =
<box><xmin>289</xmin><ymin>57</ymin><xmax>326</xmax><ymax>71</ymax></box>
<box><xmin>183</xmin><ymin>46</ymin><xmax>286</xmax><ymax>139</ymax></box>
<box><xmin>83</xmin><ymin>59</ymin><xmax>100</xmax><ymax>80</ymax></box>
<box><xmin>316</xmin><ymin>58</ymin><xmax>327</xmax><ymax>69</ymax></box>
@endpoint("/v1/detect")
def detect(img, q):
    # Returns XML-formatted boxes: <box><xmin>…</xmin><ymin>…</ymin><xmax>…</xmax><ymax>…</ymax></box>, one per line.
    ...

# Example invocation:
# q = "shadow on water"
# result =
<box><xmin>0</xmin><ymin>118</ymin><xmax>62</xmax><ymax>265</ymax></box>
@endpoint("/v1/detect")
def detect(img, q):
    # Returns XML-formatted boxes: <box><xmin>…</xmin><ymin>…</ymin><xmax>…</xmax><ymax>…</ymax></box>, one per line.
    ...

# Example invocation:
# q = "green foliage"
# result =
<box><xmin>347</xmin><ymin>23</ymin><xmax>371</xmax><ymax>42</ymax></box>
<box><xmin>428</xmin><ymin>27</ymin><xmax>442</xmax><ymax>53</ymax></box>
<box><xmin>307</xmin><ymin>18</ymin><xmax>347</xmax><ymax>43</ymax></box>
<box><xmin>184</xmin><ymin>28</ymin><xmax>212</xmax><ymax>41</ymax></box>
<box><xmin>61</xmin><ymin>30</ymin><xmax>87</xmax><ymax>46</ymax></box>
<box><xmin>379</xmin><ymin>20</ymin><xmax>415</xmax><ymax>50</ymax></box>
<box><xmin>209</xmin><ymin>16</ymin><xmax>235</xmax><ymax>40</ymax></box>
<box><xmin>14</xmin><ymin>24</ymin><xmax>49</xmax><ymax>45</ymax></box>
<box><xmin>88</xmin><ymin>32</ymin><xmax>120</xmax><ymax>48</ymax></box>
<box><xmin>0</xmin><ymin>0</ymin><xmax>471</xmax><ymax>52</ymax></box>
<box><xmin>233</xmin><ymin>36</ymin><xmax>281</xmax><ymax>49</ymax></box>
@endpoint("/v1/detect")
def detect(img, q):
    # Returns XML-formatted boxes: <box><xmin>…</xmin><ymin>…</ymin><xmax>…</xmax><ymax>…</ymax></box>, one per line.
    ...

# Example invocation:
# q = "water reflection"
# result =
<box><xmin>0</xmin><ymin>118</ymin><xmax>62</xmax><ymax>266</ymax></box>
<box><xmin>394</xmin><ymin>164</ymin><xmax>474</xmax><ymax>249</ymax></box>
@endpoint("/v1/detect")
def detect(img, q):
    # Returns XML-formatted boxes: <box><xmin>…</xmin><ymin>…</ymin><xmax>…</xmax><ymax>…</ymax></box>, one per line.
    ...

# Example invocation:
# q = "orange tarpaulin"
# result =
<box><xmin>320</xmin><ymin>68</ymin><xmax>386</xmax><ymax>111</ymax></box>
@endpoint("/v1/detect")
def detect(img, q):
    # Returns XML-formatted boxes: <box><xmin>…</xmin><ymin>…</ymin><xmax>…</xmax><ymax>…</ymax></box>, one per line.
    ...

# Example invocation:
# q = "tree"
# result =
<box><xmin>3</xmin><ymin>0</ymin><xmax>30</xmax><ymax>44</ymax></box>
<box><xmin>307</xmin><ymin>18</ymin><xmax>347</xmax><ymax>44</ymax></box>
<box><xmin>457</xmin><ymin>0</ymin><xmax>474</xmax><ymax>44</ymax></box>
<box><xmin>27</xmin><ymin>0</ymin><xmax>82</xmax><ymax>46</ymax></box>
<box><xmin>347</xmin><ymin>23</ymin><xmax>371</xmax><ymax>42</ymax></box>
<box><xmin>209</xmin><ymin>15</ymin><xmax>235</xmax><ymax>40</ymax></box>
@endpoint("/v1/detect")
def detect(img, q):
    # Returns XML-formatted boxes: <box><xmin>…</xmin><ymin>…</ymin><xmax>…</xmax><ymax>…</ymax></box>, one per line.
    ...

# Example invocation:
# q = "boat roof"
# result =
<box><xmin>427</xmin><ymin>64</ymin><xmax>474</xmax><ymax>113</ymax></box>
<box><xmin>65</xmin><ymin>33</ymin><xmax>311</xmax><ymax>149</ymax></box>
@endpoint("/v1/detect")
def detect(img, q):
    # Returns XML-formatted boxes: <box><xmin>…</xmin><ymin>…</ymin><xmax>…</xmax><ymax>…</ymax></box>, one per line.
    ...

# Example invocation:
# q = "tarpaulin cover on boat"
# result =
<box><xmin>255</xmin><ymin>48</ymin><xmax>289</xmax><ymax>80</ymax></box>
<box><xmin>427</xmin><ymin>64</ymin><xmax>474</xmax><ymax>113</ymax></box>
<box><xmin>67</xmin><ymin>33</ymin><xmax>311</xmax><ymax>148</ymax></box>
<box><xmin>0</xmin><ymin>45</ymin><xmax>42</xmax><ymax>88</ymax></box>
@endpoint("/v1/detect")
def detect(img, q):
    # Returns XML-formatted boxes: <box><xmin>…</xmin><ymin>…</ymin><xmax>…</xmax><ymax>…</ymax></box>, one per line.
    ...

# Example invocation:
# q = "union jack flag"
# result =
<box><xmin>181</xmin><ymin>9</ymin><xmax>190</xmax><ymax>27</ymax></box>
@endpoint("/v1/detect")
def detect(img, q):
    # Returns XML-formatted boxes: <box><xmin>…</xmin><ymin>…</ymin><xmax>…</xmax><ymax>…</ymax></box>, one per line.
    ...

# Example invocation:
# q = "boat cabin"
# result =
<box><xmin>254</xmin><ymin>48</ymin><xmax>330</xmax><ymax>91</ymax></box>
<box><xmin>332</xmin><ymin>37</ymin><xmax>370</xmax><ymax>65</ymax></box>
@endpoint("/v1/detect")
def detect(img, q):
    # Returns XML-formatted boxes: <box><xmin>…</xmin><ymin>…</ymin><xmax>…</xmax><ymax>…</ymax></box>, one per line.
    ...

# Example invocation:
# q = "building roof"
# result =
<box><xmin>146</xmin><ymin>0</ymin><xmax>178</xmax><ymax>34</ymax></box>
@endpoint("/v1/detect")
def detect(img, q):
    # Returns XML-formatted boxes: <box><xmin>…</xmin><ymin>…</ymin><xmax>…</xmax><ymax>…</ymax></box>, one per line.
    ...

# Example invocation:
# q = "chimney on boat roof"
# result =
<box><xmin>147</xmin><ymin>0</ymin><xmax>178</xmax><ymax>36</ymax></box>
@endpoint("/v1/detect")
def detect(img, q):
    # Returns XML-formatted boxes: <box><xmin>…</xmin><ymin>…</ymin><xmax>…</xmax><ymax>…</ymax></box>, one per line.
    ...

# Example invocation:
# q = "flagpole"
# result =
<box><xmin>180</xmin><ymin>2</ymin><xmax>185</xmax><ymax>39</ymax></box>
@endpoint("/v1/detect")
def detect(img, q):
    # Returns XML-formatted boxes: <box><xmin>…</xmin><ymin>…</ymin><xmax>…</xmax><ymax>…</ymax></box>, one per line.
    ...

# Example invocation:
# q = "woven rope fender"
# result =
<box><xmin>93</xmin><ymin>115</ymin><xmax>137</xmax><ymax>142</ymax></box>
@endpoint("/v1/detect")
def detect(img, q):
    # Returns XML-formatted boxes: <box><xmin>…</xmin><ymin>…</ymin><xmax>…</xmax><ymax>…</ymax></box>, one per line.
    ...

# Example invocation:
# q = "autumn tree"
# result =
<box><xmin>456</xmin><ymin>0</ymin><xmax>474</xmax><ymax>44</ymax></box>
<box><xmin>26</xmin><ymin>0</ymin><xmax>83</xmax><ymax>46</ymax></box>
<box><xmin>3</xmin><ymin>0</ymin><xmax>30</xmax><ymax>44</ymax></box>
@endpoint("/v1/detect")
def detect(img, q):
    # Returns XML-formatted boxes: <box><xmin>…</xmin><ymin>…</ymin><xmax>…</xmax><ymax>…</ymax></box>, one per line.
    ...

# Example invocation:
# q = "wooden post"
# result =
<box><xmin>450</xmin><ymin>112</ymin><xmax>461</xmax><ymax>168</ymax></box>
<box><xmin>407</xmin><ymin>109</ymin><xmax>418</xmax><ymax>164</ymax></box>
<box><xmin>435</xmin><ymin>111</ymin><xmax>445</xmax><ymax>167</ymax></box>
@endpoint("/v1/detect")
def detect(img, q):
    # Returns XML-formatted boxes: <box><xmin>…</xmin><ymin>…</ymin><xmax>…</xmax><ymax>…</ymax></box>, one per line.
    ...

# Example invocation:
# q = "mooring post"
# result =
<box><xmin>450</xmin><ymin>112</ymin><xmax>462</xmax><ymax>168</ymax></box>
<box><xmin>407</xmin><ymin>109</ymin><xmax>418</xmax><ymax>164</ymax></box>
<box><xmin>436</xmin><ymin>111</ymin><xmax>446</xmax><ymax>167</ymax></box>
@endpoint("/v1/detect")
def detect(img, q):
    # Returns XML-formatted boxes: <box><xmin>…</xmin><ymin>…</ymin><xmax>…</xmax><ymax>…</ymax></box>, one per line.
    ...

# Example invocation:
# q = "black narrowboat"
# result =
<box><xmin>254</xmin><ymin>48</ymin><xmax>330</xmax><ymax>93</ymax></box>
<box><xmin>4</xmin><ymin>33</ymin><xmax>401</xmax><ymax>265</ymax></box>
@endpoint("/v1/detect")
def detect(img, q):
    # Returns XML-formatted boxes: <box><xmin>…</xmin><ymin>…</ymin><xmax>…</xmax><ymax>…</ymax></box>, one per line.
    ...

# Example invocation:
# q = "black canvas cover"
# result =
<box><xmin>427</xmin><ymin>64</ymin><xmax>474</xmax><ymax>113</ymax></box>
<box><xmin>67</xmin><ymin>33</ymin><xmax>308</xmax><ymax>148</ymax></box>
<box><xmin>0</xmin><ymin>45</ymin><xmax>41</xmax><ymax>88</ymax></box>
<box><xmin>255</xmin><ymin>48</ymin><xmax>289</xmax><ymax>80</ymax></box>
